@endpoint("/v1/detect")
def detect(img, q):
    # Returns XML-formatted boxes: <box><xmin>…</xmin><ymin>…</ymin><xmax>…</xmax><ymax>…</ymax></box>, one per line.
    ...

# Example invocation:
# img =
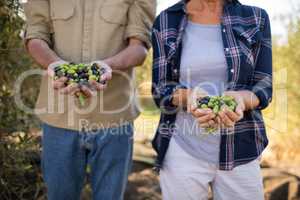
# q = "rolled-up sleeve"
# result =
<box><xmin>249</xmin><ymin>9</ymin><xmax>273</xmax><ymax>110</ymax></box>
<box><xmin>22</xmin><ymin>0</ymin><xmax>52</xmax><ymax>46</ymax></box>
<box><xmin>151</xmin><ymin>17</ymin><xmax>186</xmax><ymax>113</ymax></box>
<box><xmin>125</xmin><ymin>0</ymin><xmax>156</xmax><ymax>49</ymax></box>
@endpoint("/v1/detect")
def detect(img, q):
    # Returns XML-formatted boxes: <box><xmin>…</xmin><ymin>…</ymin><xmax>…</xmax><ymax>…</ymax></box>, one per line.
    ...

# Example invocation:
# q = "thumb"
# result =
<box><xmin>47</xmin><ymin>68</ymin><xmax>55</xmax><ymax>77</ymax></box>
<box><xmin>235</xmin><ymin>104</ymin><xmax>244</xmax><ymax>119</ymax></box>
<box><xmin>187</xmin><ymin>99</ymin><xmax>196</xmax><ymax>113</ymax></box>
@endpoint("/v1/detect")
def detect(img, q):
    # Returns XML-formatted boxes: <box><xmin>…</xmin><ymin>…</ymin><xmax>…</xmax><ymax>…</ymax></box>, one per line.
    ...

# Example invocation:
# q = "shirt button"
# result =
<box><xmin>173</xmin><ymin>69</ymin><xmax>178</xmax><ymax>73</ymax></box>
<box><xmin>222</xmin><ymin>28</ymin><xmax>226</xmax><ymax>33</ymax></box>
<box><xmin>230</xmin><ymin>69</ymin><xmax>235</xmax><ymax>73</ymax></box>
<box><xmin>225</xmin><ymin>48</ymin><xmax>230</xmax><ymax>52</ymax></box>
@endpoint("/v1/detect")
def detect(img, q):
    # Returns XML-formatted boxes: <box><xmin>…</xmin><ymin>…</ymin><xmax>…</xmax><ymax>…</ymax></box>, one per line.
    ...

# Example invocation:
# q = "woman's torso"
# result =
<box><xmin>174</xmin><ymin>21</ymin><xmax>228</xmax><ymax>164</ymax></box>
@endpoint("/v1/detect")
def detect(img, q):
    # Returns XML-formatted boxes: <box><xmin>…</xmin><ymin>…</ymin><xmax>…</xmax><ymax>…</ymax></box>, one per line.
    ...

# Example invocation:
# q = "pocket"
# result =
<box><xmin>232</xmin><ymin>25</ymin><xmax>262</xmax><ymax>47</ymax></box>
<box><xmin>50</xmin><ymin>0</ymin><xmax>75</xmax><ymax>20</ymax></box>
<box><xmin>232</xmin><ymin>24</ymin><xmax>262</xmax><ymax>67</ymax></box>
<box><xmin>99</xmin><ymin>0</ymin><xmax>129</xmax><ymax>25</ymax></box>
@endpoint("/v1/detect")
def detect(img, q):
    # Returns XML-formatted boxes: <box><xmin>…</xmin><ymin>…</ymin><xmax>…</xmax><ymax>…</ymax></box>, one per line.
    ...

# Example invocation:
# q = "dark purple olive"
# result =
<box><xmin>99</xmin><ymin>68</ymin><xmax>106</xmax><ymax>75</ymax></box>
<box><xmin>91</xmin><ymin>63</ymin><xmax>98</xmax><ymax>70</ymax></box>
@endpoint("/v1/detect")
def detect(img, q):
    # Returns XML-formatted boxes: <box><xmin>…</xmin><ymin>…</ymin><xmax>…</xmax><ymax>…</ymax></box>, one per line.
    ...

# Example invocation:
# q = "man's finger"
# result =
<box><xmin>80</xmin><ymin>85</ymin><xmax>94</xmax><ymax>97</ymax></box>
<box><xmin>60</xmin><ymin>83</ymin><xmax>78</xmax><ymax>95</ymax></box>
<box><xmin>56</xmin><ymin>77</ymin><xmax>68</xmax><ymax>82</ymax></box>
<box><xmin>101</xmin><ymin>72</ymin><xmax>112</xmax><ymax>82</ymax></box>
<box><xmin>89</xmin><ymin>80</ymin><xmax>107</xmax><ymax>91</ymax></box>
<box><xmin>53</xmin><ymin>77</ymin><xmax>68</xmax><ymax>89</ymax></box>
<box><xmin>53</xmin><ymin>81</ymin><xmax>65</xmax><ymax>90</ymax></box>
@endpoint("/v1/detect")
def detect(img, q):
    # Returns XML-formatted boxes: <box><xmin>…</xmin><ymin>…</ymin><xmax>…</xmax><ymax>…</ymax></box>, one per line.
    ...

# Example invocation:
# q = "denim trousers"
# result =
<box><xmin>42</xmin><ymin>122</ymin><xmax>133</xmax><ymax>200</ymax></box>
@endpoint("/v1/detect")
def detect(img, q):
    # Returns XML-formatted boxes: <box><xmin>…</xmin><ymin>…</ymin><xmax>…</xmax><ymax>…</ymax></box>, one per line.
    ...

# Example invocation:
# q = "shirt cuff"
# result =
<box><xmin>124</xmin><ymin>25</ymin><xmax>151</xmax><ymax>49</ymax></box>
<box><xmin>253</xmin><ymin>89</ymin><xmax>272</xmax><ymax>110</ymax></box>
<box><xmin>24</xmin><ymin>26</ymin><xmax>52</xmax><ymax>47</ymax></box>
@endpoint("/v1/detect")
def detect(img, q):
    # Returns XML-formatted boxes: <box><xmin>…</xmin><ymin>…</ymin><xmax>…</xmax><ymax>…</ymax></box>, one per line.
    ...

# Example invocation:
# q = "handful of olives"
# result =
<box><xmin>54</xmin><ymin>62</ymin><xmax>106</xmax><ymax>106</ymax></box>
<box><xmin>196</xmin><ymin>96</ymin><xmax>238</xmax><ymax>133</ymax></box>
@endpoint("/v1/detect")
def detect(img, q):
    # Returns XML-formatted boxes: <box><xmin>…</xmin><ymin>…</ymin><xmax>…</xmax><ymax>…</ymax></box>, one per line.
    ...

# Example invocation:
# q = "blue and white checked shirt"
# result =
<box><xmin>151</xmin><ymin>0</ymin><xmax>273</xmax><ymax>171</ymax></box>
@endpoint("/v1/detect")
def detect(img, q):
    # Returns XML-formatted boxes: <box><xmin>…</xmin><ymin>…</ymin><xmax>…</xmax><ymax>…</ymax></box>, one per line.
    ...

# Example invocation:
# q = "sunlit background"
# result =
<box><xmin>157</xmin><ymin>0</ymin><xmax>298</xmax><ymax>41</ymax></box>
<box><xmin>1</xmin><ymin>0</ymin><xmax>300</xmax><ymax>199</ymax></box>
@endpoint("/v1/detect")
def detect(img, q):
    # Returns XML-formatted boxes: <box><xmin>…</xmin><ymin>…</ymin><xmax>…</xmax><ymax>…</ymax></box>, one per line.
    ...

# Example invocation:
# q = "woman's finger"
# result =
<box><xmin>235</xmin><ymin>104</ymin><xmax>244</xmax><ymax>119</ymax></box>
<box><xmin>215</xmin><ymin>116</ymin><xmax>221</xmax><ymax>124</ymax></box>
<box><xmin>197</xmin><ymin>113</ymin><xmax>216</xmax><ymax>124</ymax></box>
<box><xmin>208</xmin><ymin>120</ymin><xmax>216</xmax><ymax>127</ymax></box>
<box><xmin>224</xmin><ymin>108</ymin><xmax>240</xmax><ymax>122</ymax></box>
<box><xmin>218</xmin><ymin>110</ymin><xmax>235</xmax><ymax>127</ymax></box>
<box><xmin>199</xmin><ymin>122</ymin><xmax>210</xmax><ymax>128</ymax></box>
<box><xmin>192</xmin><ymin>108</ymin><xmax>212</xmax><ymax>118</ymax></box>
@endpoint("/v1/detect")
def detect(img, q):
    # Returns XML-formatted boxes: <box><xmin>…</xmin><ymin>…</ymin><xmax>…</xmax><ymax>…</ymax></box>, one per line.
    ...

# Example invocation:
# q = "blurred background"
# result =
<box><xmin>0</xmin><ymin>0</ymin><xmax>300</xmax><ymax>199</ymax></box>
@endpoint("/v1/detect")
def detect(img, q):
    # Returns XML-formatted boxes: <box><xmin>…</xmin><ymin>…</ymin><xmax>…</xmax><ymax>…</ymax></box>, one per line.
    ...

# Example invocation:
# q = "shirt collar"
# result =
<box><xmin>168</xmin><ymin>0</ymin><xmax>241</xmax><ymax>13</ymax></box>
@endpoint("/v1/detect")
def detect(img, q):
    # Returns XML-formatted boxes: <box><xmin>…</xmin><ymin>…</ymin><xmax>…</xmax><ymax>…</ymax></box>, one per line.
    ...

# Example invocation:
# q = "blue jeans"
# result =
<box><xmin>42</xmin><ymin>123</ymin><xmax>133</xmax><ymax>200</ymax></box>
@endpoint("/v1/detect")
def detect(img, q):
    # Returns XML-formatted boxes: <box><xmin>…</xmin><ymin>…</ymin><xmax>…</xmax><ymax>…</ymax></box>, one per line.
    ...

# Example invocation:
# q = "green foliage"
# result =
<box><xmin>273</xmin><ymin>19</ymin><xmax>300</xmax><ymax>128</ymax></box>
<box><xmin>135</xmin><ymin>51</ymin><xmax>160</xmax><ymax>114</ymax></box>
<box><xmin>0</xmin><ymin>133</ymin><xmax>45</xmax><ymax>200</ymax></box>
<box><xmin>0</xmin><ymin>0</ymin><xmax>40</xmax><ymax>133</ymax></box>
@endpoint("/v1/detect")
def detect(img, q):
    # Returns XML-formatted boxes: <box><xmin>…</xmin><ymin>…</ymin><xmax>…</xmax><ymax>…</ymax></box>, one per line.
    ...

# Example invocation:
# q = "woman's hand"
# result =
<box><xmin>191</xmin><ymin>108</ymin><xmax>218</xmax><ymax>128</ymax></box>
<box><xmin>188</xmin><ymin>88</ymin><xmax>218</xmax><ymax>128</ymax></box>
<box><xmin>172</xmin><ymin>87</ymin><xmax>208</xmax><ymax>111</ymax></box>
<box><xmin>218</xmin><ymin>91</ymin><xmax>246</xmax><ymax>128</ymax></box>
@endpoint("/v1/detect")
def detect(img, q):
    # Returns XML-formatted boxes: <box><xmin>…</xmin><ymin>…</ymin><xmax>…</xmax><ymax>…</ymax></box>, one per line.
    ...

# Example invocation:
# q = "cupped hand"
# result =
<box><xmin>191</xmin><ymin>108</ymin><xmax>218</xmax><ymax>128</ymax></box>
<box><xmin>89</xmin><ymin>61</ymin><xmax>112</xmax><ymax>91</ymax></box>
<box><xmin>218</xmin><ymin>91</ymin><xmax>246</xmax><ymax>128</ymax></box>
<box><xmin>186</xmin><ymin>87</ymin><xmax>209</xmax><ymax>113</ymax></box>
<box><xmin>48</xmin><ymin>60</ymin><xmax>80</xmax><ymax>95</ymax></box>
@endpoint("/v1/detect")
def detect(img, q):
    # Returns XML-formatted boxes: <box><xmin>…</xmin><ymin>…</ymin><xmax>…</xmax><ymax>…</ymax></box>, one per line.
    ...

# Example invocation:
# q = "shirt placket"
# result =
<box><xmin>82</xmin><ymin>0</ymin><xmax>93</xmax><ymax>63</ymax></box>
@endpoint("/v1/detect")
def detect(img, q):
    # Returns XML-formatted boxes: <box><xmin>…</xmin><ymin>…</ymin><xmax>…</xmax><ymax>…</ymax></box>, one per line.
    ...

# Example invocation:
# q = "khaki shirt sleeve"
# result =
<box><xmin>22</xmin><ymin>0</ymin><xmax>52</xmax><ymax>46</ymax></box>
<box><xmin>125</xmin><ymin>0</ymin><xmax>156</xmax><ymax>49</ymax></box>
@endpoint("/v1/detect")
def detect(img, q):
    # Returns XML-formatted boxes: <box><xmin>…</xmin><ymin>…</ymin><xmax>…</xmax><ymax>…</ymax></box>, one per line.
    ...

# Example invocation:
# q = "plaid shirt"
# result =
<box><xmin>151</xmin><ymin>0</ymin><xmax>272</xmax><ymax>171</ymax></box>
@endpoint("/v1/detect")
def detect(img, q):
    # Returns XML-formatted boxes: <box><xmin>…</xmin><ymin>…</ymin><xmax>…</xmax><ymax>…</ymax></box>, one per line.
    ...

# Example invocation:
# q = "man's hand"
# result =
<box><xmin>218</xmin><ymin>91</ymin><xmax>246</xmax><ymax>128</ymax></box>
<box><xmin>48</xmin><ymin>60</ymin><xmax>80</xmax><ymax>95</ymax></box>
<box><xmin>79</xmin><ymin>61</ymin><xmax>112</xmax><ymax>97</ymax></box>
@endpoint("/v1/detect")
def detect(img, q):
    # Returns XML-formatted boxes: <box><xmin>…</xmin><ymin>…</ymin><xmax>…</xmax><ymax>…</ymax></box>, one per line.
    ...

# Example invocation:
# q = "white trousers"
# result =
<box><xmin>160</xmin><ymin>138</ymin><xmax>264</xmax><ymax>200</ymax></box>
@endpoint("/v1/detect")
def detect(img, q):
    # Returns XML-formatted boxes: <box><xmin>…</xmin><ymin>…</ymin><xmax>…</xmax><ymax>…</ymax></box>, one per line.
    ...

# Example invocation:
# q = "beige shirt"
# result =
<box><xmin>23</xmin><ymin>0</ymin><xmax>156</xmax><ymax>130</ymax></box>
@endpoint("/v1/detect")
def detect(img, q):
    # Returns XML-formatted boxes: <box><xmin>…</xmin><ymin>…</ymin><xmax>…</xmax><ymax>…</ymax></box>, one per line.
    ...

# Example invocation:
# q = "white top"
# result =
<box><xmin>173</xmin><ymin>21</ymin><xmax>228</xmax><ymax>164</ymax></box>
